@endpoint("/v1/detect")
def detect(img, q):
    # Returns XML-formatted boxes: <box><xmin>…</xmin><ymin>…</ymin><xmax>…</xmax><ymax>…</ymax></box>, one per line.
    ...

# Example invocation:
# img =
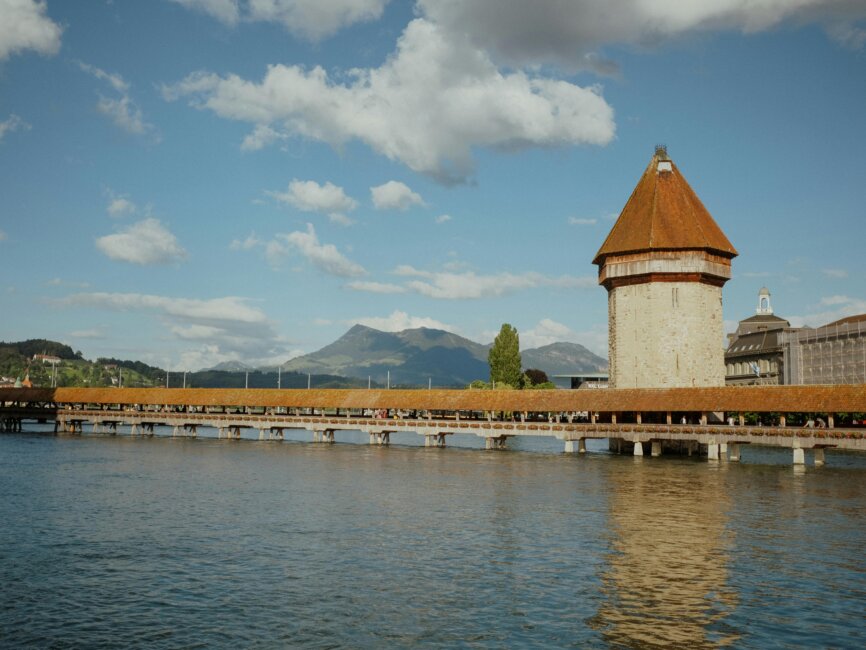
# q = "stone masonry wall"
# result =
<box><xmin>608</xmin><ymin>281</ymin><xmax>725</xmax><ymax>389</ymax></box>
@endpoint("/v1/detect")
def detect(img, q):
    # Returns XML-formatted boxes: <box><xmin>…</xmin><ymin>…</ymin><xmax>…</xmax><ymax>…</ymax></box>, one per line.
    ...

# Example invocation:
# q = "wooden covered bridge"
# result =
<box><xmin>2</xmin><ymin>385</ymin><xmax>865</xmax><ymax>465</ymax></box>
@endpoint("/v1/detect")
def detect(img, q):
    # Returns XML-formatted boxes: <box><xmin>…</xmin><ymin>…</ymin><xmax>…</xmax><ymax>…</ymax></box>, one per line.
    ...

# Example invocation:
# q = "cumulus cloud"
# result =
<box><xmin>79</xmin><ymin>62</ymin><xmax>158</xmax><ymax>139</ymax></box>
<box><xmin>246</xmin><ymin>0</ymin><xmax>389</xmax><ymax>40</ymax></box>
<box><xmin>169</xmin><ymin>0</ymin><xmax>240</xmax><ymax>25</ymax></box>
<box><xmin>164</xmin><ymin>18</ymin><xmax>615</xmax><ymax>183</ymax></box>
<box><xmin>96</xmin><ymin>218</ymin><xmax>187</xmax><ymax>265</ymax></box>
<box><xmin>107</xmin><ymin>196</ymin><xmax>136</xmax><ymax>217</ymax></box>
<box><xmin>172</xmin><ymin>0</ymin><xmax>388</xmax><ymax>40</ymax></box>
<box><xmin>230</xmin><ymin>232</ymin><xmax>261</xmax><ymax>250</ymax></box>
<box><xmin>345</xmin><ymin>280</ymin><xmax>406</xmax><ymax>294</ymax></box>
<box><xmin>788</xmin><ymin>295</ymin><xmax>866</xmax><ymax>328</ymax></box>
<box><xmin>435</xmin><ymin>214</ymin><xmax>452</xmax><ymax>224</ymax></box>
<box><xmin>266</xmin><ymin>223</ymin><xmax>365</xmax><ymax>276</ymax></box>
<box><xmin>419</xmin><ymin>0</ymin><xmax>866</xmax><ymax>72</ymax></box>
<box><xmin>59</xmin><ymin>291</ymin><xmax>291</xmax><ymax>370</ymax></box>
<box><xmin>520</xmin><ymin>318</ymin><xmax>577</xmax><ymax>349</ymax></box>
<box><xmin>568</xmin><ymin>217</ymin><xmax>597</xmax><ymax>225</ymax></box>
<box><xmin>370</xmin><ymin>180</ymin><xmax>425</xmax><ymax>210</ymax></box>
<box><xmin>0</xmin><ymin>0</ymin><xmax>62</xmax><ymax>61</ymax></box>
<box><xmin>385</xmin><ymin>264</ymin><xmax>595</xmax><ymax>299</ymax></box>
<box><xmin>269</xmin><ymin>179</ymin><xmax>358</xmax><ymax>225</ymax></box>
<box><xmin>351</xmin><ymin>309</ymin><xmax>453</xmax><ymax>332</ymax></box>
<box><xmin>0</xmin><ymin>114</ymin><xmax>31</xmax><ymax>142</ymax></box>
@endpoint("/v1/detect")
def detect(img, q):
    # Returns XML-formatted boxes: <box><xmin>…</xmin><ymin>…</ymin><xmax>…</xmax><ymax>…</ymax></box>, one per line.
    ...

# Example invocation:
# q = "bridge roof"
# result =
<box><xmin>3</xmin><ymin>385</ymin><xmax>865</xmax><ymax>414</ymax></box>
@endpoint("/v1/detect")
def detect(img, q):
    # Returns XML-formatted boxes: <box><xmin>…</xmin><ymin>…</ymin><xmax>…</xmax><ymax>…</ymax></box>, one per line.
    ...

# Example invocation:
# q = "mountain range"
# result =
<box><xmin>277</xmin><ymin>325</ymin><xmax>607</xmax><ymax>387</ymax></box>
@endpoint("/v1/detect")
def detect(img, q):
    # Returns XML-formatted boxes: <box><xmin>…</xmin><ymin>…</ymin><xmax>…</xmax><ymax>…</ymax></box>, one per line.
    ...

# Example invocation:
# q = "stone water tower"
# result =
<box><xmin>593</xmin><ymin>147</ymin><xmax>738</xmax><ymax>388</ymax></box>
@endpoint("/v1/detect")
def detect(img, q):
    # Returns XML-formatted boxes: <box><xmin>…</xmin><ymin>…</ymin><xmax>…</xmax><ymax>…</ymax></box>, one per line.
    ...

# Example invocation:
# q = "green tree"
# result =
<box><xmin>488</xmin><ymin>324</ymin><xmax>522</xmax><ymax>388</ymax></box>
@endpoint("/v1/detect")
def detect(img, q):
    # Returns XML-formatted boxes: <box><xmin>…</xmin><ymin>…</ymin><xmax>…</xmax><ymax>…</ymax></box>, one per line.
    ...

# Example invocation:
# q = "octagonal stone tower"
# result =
<box><xmin>594</xmin><ymin>147</ymin><xmax>738</xmax><ymax>389</ymax></box>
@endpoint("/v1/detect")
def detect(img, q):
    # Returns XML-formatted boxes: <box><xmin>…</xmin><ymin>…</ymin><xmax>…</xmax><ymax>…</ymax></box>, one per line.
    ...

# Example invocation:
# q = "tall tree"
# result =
<box><xmin>488</xmin><ymin>324</ymin><xmax>521</xmax><ymax>387</ymax></box>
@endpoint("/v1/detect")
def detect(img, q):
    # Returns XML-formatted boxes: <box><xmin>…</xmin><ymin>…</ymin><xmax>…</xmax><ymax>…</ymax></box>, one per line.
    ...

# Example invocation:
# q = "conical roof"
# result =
<box><xmin>593</xmin><ymin>150</ymin><xmax>737</xmax><ymax>265</ymax></box>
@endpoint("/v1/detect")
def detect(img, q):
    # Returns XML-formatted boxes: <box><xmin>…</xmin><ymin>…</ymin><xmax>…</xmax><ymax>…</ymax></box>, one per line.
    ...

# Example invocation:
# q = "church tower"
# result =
<box><xmin>594</xmin><ymin>147</ymin><xmax>738</xmax><ymax>388</ymax></box>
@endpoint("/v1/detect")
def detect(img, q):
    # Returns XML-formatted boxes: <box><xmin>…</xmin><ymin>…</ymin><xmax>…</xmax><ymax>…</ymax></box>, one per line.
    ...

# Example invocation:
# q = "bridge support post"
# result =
<box><xmin>719</xmin><ymin>443</ymin><xmax>728</xmax><ymax>460</ymax></box>
<box><xmin>814</xmin><ymin>448</ymin><xmax>825</xmax><ymax>466</ymax></box>
<box><xmin>633</xmin><ymin>441</ymin><xmax>644</xmax><ymax>456</ymax></box>
<box><xmin>485</xmin><ymin>436</ymin><xmax>506</xmax><ymax>450</ymax></box>
<box><xmin>564</xmin><ymin>439</ymin><xmax>586</xmax><ymax>454</ymax></box>
<box><xmin>651</xmin><ymin>441</ymin><xmax>661</xmax><ymax>457</ymax></box>
<box><xmin>729</xmin><ymin>443</ymin><xmax>740</xmax><ymax>462</ymax></box>
<box><xmin>173</xmin><ymin>426</ymin><xmax>179</xmax><ymax>437</ymax></box>
<box><xmin>792</xmin><ymin>443</ymin><xmax>805</xmax><ymax>465</ymax></box>
<box><xmin>707</xmin><ymin>442</ymin><xmax>720</xmax><ymax>460</ymax></box>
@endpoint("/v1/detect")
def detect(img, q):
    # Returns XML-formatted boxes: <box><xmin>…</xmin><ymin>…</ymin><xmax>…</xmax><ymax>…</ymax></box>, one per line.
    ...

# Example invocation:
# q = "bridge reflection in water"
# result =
<box><xmin>590</xmin><ymin>461</ymin><xmax>739</xmax><ymax>648</ymax></box>
<box><xmin>2</xmin><ymin>386</ymin><xmax>865</xmax><ymax>465</ymax></box>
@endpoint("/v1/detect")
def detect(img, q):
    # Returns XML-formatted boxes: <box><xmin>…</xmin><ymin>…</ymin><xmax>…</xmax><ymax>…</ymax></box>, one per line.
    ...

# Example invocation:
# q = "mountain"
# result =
<box><xmin>205</xmin><ymin>360</ymin><xmax>254</xmax><ymax>372</ymax></box>
<box><xmin>521</xmin><ymin>342</ymin><xmax>608</xmax><ymax>377</ymax></box>
<box><xmin>281</xmin><ymin>325</ymin><xmax>490</xmax><ymax>387</ymax></box>
<box><xmin>281</xmin><ymin>325</ymin><xmax>607</xmax><ymax>387</ymax></box>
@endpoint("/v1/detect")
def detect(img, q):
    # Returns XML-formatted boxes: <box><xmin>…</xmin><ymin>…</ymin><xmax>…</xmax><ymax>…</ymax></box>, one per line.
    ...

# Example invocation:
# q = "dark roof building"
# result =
<box><xmin>725</xmin><ymin>288</ymin><xmax>794</xmax><ymax>385</ymax></box>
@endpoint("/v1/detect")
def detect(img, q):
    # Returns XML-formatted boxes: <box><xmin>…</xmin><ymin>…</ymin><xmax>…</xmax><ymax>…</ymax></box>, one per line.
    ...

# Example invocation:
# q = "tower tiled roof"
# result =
<box><xmin>593</xmin><ymin>149</ymin><xmax>738</xmax><ymax>265</ymax></box>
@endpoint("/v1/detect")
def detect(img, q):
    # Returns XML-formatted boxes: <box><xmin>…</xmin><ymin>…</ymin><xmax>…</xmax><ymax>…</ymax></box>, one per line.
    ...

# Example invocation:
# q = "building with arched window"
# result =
<box><xmin>724</xmin><ymin>288</ymin><xmax>792</xmax><ymax>385</ymax></box>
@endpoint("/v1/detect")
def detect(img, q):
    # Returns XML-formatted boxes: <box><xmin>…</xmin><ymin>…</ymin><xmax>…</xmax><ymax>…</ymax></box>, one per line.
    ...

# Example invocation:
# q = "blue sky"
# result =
<box><xmin>1</xmin><ymin>0</ymin><xmax>864</xmax><ymax>371</ymax></box>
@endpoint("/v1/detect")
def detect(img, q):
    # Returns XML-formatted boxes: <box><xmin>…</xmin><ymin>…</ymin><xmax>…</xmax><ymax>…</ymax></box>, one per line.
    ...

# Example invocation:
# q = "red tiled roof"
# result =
<box><xmin>594</xmin><ymin>152</ymin><xmax>738</xmax><ymax>265</ymax></box>
<box><xmin>2</xmin><ymin>385</ymin><xmax>865</xmax><ymax>414</ymax></box>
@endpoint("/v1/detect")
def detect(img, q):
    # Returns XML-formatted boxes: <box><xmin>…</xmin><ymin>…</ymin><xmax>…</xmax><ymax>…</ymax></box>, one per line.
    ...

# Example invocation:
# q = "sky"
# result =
<box><xmin>1</xmin><ymin>0</ymin><xmax>865</xmax><ymax>372</ymax></box>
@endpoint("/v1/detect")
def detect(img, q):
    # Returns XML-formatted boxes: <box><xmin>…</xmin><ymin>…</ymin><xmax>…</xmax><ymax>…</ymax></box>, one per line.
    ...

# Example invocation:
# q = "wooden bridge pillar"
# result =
<box><xmin>651</xmin><ymin>441</ymin><xmax>661</xmax><ymax>457</ymax></box>
<box><xmin>633</xmin><ymin>441</ymin><xmax>643</xmax><ymax>456</ymax></box>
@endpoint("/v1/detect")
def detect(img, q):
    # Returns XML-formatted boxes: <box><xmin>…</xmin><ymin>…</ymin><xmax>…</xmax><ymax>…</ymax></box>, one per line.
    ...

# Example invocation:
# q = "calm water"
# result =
<box><xmin>2</xmin><ymin>427</ymin><xmax>865</xmax><ymax>649</ymax></box>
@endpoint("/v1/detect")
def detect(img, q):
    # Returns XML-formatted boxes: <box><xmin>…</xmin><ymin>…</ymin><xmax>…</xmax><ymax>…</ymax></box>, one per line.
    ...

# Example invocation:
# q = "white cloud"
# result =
<box><xmin>0</xmin><ymin>114</ymin><xmax>31</xmax><ymax>142</ymax></box>
<box><xmin>170</xmin><ymin>0</ymin><xmax>240</xmax><ymax>25</ymax></box>
<box><xmin>351</xmin><ymin>309</ymin><xmax>453</xmax><ymax>332</ymax></box>
<box><xmin>0</xmin><ymin>0</ymin><xmax>62</xmax><ymax>61</ymax></box>
<box><xmin>391</xmin><ymin>264</ymin><xmax>595</xmax><ymax>299</ymax></box>
<box><xmin>59</xmin><ymin>291</ymin><xmax>292</xmax><ymax>369</ymax></box>
<box><xmin>435</xmin><ymin>214</ymin><xmax>452</xmax><ymax>224</ymax></box>
<box><xmin>370</xmin><ymin>180</ymin><xmax>425</xmax><ymax>210</ymax></box>
<box><xmin>267</xmin><ymin>223</ymin><xmax>365</xmax><ymax>277</ymax></box>
<box><xmin>107</xmin><ymin>196</ymin><xmax>136</xmax><ymax>217</ymax></box>
<box><xmin>170</xmin><ymin>0</ymin><xmax>388</xmax><ymax>39</ymax></box>
<box><xmin>345</xmin><ymin>280</ymin><xmax>406</xmax><ymax>294</ymax></box>
<box><xmin>96</xmin><ymin>218</ymin><xmax>187</xmax><ymax>265</ymax></box>
<box><xmin>164</xmin><ymin>18</ymin><xmax>615</xmax><ymax>183</ymax></box>
<box><xmin>47</xmin><ymin>277</ymin><xmax>89</xmax><ymax>288</ymax></box>
<box><xmin>568</xmin><ymin>217</ymin><xmax>597</xmax><ymax>225</ymax></box>
<box><xmin>230</xmin><ymin>232</ymin><xmax>261</xmax><ymax>250</ymax></box>
<box><xmin>520</xmin><ymin>318</ymin><xmax>576</xmax><ymax>349</ymax></box>
<box><xmin>822</xmin><ymin>268</ymin><xmax>848</xmax><ymax>279</ymax></box>
<box><xmin>419</xmin><ymin>0</ymin><xmax>866</xmax><ymax>73</ymax></box>
<box><xmin>246</xmin><ymin>0</ymin><xmax>389</xmax><ymax>40</ymax></box>
<box><xmin>788</xmin><ymin>295</ymin><xmax>866</xmax><ymax>328</ymax></box>
<box><xmin>79</xmin><ymin>62</ymin><xmax>158</xmax><ymax>139</ymax></box>
<box><xmin>269</xmin><ymin>179</ymin><xmax>358</xmax><ymax>225</ymax></box>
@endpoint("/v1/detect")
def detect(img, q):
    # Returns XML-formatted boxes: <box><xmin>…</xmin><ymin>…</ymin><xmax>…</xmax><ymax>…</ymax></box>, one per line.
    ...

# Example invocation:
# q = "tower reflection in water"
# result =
<box><xmin>589</xmin><ymin>459</ymin><xmax>740</xmax><ymax>648</ymax></box>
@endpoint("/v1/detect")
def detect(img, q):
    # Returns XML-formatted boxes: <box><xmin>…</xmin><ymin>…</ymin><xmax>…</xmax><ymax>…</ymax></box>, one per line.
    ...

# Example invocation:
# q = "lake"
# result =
<box><xmin>2</xmin><ymin>427</ymin><xmax>865</xmax><ymax>648</ymax></box>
